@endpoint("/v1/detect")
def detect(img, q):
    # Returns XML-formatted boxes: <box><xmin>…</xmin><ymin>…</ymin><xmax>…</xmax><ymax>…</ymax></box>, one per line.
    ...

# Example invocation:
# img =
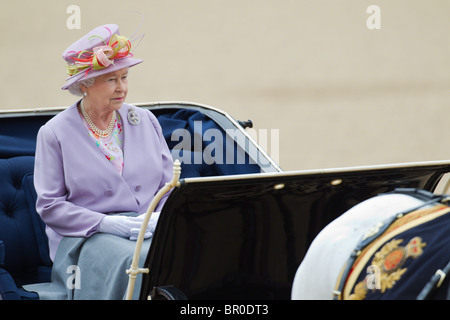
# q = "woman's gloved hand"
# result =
<box><xmin>98</xmin><ymin>212</ymin><xmax>160</xmax><ymax>240</ymax></box>
<box><xmin>129</xmin><ymin>211</ymin><xmax>160</xmax><ymax>240</ymax></box>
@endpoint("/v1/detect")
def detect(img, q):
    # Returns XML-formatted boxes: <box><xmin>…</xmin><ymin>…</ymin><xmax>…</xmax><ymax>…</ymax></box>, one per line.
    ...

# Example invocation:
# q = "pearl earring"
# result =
<box><xmin>83</xmin><ymin>92</ymin><xmax>87</xmax><ymax>96</ymax></box>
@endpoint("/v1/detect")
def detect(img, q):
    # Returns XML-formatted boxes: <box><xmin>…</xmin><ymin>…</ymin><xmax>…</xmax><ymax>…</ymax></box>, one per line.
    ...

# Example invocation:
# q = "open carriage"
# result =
<box><xmin>1</xmin><ymin>101</ymin><xmax>449</xmax><ymax>300</ymax></box>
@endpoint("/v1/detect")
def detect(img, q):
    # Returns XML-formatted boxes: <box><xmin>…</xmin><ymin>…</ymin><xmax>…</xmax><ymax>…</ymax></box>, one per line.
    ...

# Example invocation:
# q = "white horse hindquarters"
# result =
<box><xmin>291</xmin><ymin>193</ymin><xmax>426</xmax><ymax>300</ymax></box>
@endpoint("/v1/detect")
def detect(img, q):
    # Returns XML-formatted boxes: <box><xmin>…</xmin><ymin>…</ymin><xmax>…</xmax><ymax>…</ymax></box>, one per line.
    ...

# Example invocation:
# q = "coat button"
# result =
<box><xmin>134</xmin><ymin>185</ymin><xmax>141</xmax><ymax>192</ymax></box>
<box><xmin>104</xmin><ymin>189</ymin><xmax>113</xmax><ymax>197</ymax></box>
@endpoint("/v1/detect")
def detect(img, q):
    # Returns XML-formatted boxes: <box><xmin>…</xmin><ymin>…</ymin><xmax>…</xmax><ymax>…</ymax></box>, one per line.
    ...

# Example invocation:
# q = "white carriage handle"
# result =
<box><xmin>125</xmin><ymin>159</ymin><xmax>181</xmax><ymax>300</ymax></box>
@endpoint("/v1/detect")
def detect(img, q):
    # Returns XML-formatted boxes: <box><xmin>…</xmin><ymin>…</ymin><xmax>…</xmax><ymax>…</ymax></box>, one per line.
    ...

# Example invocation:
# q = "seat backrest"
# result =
<box><xmin>156</xmin><ymin>108</ymin><xmax>261</xmax><ymax>178</ymax></box>
<box><xmin>0</xmin><ymin>156</ymin><xmax>52</xmax><ymax>285</ymax></box>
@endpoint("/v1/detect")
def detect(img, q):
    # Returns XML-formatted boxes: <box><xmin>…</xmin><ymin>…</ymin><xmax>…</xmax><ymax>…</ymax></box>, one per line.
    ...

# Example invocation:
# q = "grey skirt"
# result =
<box><xmin>24</xmin><ymin>227</ymin><xmax>152</xmax><ymax>300</ymax></box>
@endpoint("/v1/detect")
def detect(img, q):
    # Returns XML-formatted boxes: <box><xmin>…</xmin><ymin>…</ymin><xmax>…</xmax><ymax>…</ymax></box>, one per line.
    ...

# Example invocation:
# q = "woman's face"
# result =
<box><xmin>83</xmin><ymin>68</ymin><xmax>129</xmax><ymax>112</ymax></box>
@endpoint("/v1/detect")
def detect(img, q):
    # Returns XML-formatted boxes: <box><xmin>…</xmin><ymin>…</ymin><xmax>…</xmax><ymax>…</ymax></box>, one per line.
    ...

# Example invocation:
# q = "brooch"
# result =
<box><xmin>127</xmin><ymin>106</ymin><xmax>141</xmax><ymax>126</ymax></box>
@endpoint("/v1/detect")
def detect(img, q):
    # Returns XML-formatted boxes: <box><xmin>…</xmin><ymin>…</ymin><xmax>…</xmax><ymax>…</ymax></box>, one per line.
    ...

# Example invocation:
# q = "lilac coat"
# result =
<box><xmin>34</xmin><ymin>102</ymin><xmax>174</xmax><ymax>260</ymax></box>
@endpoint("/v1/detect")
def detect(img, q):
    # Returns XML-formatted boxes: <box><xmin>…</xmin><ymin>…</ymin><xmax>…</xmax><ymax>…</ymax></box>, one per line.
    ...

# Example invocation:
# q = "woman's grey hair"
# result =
<box><xmin>67</xmin><ymin>77</ymin><xmax>96</xmax><ymax>96</ymax></box>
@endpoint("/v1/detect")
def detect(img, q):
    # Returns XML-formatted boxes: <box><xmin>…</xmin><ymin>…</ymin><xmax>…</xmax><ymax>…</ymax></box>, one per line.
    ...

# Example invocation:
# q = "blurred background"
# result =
<box><xmin>1</xmin><ymin>0</ymin><xmax>449</xmax><ymax>171</ymax></box>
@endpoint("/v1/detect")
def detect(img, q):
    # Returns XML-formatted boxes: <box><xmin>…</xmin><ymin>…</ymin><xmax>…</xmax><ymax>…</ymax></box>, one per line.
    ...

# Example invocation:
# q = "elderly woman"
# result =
<box><xmin>25</xmin><ymin>24</ymin><xmax>174</xmax><ymax>299</ymax></box>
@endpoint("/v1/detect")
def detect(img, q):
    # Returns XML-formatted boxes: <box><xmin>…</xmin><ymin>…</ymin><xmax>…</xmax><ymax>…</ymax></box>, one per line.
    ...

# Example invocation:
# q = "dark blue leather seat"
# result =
<box><xmin>0</xmin><ymin>156</ymin><xmax>52</xmax><ymax>299</ymax></box>
<box><xmin>157</xmin><ymin>109</ymin><xmax>260</xmax><ymax>178</ymax></box>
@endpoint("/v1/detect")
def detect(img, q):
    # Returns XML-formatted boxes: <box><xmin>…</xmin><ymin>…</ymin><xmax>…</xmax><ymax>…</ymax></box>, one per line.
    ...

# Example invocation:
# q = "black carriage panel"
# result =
<box><xmin>140</xmin><ymin>162</ymin><xmax>450</xmax><ymax>299</ymax></box>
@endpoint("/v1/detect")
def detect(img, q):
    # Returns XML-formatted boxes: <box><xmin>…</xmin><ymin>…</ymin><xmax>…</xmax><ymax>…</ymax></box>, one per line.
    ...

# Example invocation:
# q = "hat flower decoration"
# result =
<box><xmin>62</xmin><ymin>24</ymin><xmax>143</xmax><ymax>90</ymax></box>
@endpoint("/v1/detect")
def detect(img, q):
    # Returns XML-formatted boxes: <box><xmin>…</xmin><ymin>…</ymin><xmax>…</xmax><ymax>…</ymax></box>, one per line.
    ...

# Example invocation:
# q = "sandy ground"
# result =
<box><xmin>1</xmin><ymin>0</ymin><xmax>449</xmax><ymax>171</ymax></box>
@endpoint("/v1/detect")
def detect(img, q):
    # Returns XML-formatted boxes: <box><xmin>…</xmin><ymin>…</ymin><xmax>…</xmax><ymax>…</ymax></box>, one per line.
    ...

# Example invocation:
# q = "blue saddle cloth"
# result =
<box><xmin>340</xmin><ymin>205</ymin><xmax>450</xmax><ymax>300</ymax></box>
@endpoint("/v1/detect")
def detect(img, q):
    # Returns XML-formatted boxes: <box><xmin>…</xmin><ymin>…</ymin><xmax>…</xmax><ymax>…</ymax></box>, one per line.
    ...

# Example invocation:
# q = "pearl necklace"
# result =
<box><xmin>80</xmin><ymin>100</ymin><xmax>116</xmax><ymax>138</ymax></box>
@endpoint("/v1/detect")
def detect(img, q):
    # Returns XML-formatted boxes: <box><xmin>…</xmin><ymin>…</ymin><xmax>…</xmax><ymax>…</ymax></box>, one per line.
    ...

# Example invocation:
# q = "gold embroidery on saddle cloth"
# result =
<box><xmin>335</xmin><ymin>203</ymin><xmax>450</xmax><ymax>300</ymax></box>
<box><xmin>347</xmin><ymin>237</ymin><xmax>426</xmax><ymax>300</ymax></box>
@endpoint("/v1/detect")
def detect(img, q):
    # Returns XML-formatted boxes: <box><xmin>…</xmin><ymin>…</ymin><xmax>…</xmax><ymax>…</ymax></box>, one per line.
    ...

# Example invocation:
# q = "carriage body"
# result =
<box><xmin>0</xmin><ymin>101</ymin><xmax>449</xmax><ymax>300</ymax></box>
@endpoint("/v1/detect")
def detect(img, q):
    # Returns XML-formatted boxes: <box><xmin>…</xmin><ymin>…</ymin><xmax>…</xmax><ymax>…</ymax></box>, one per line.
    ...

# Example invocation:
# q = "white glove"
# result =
<box><xmin>98</xmin><ymin>214</ymin><xmax>156</xmax><ymax>240</ymax></box>
<box><xmin>129</xmin><ymin>212</ymin><xmax>160</xmax><ymax>241</ymax></box>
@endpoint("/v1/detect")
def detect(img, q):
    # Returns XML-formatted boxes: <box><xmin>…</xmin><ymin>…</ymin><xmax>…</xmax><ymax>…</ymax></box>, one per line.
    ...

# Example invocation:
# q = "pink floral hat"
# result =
<box><xmin>61</xmin><ymin>24</ymin><xmax>143</xmax><ymax>90</ymax></box>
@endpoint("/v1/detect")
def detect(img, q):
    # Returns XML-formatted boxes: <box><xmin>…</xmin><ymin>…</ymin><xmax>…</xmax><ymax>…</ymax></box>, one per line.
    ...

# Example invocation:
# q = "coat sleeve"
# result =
<box><xmin>147</xmin><ymin>110</ymin><xmax>174</xmax><ymax>212</ymax></box>
<box><xmin>34</xmin><ymin>125</ymin><xmax>105</xmax><ymax>237</ymax></box>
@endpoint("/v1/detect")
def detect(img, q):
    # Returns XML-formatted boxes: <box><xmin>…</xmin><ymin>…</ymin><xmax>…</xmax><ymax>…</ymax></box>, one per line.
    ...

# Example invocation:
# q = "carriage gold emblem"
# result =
<box><xmin>348</xmin><ymin>236</ymin><xmax>426</xmax><ymax>300</ymax></box>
